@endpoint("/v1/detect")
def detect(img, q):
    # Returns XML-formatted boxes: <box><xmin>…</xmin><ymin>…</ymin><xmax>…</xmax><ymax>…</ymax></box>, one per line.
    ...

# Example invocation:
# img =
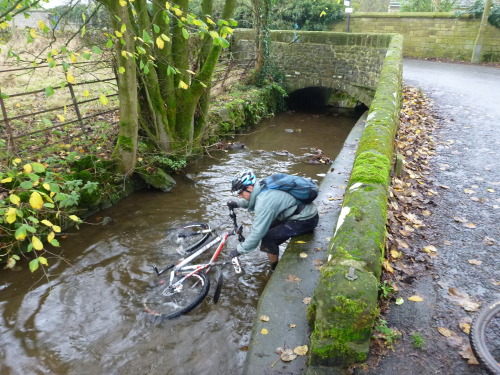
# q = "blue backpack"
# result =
<box><xmin>260</xmin><ymin>173</ymin><xmax>319</xmax><ymax>203</ymax></box>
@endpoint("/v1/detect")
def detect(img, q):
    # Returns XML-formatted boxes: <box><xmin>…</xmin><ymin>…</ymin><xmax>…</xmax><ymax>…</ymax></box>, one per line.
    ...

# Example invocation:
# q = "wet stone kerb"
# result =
<box><xmin>308</xmin><ymin>34</ymin><xmax>403</xmax><ymax>368</ymax></box>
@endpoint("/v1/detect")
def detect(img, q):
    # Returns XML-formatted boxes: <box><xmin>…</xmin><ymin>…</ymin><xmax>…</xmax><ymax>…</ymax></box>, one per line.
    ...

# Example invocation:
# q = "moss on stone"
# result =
<box><xmin>350</xmin><ymin>151</ymin><xmax>391</xmax><ymax>186</ymax></box>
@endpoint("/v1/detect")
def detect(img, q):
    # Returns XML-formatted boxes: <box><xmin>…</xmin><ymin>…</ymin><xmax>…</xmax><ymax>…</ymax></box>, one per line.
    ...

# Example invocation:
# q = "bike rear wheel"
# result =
<box><xmin>143</xmin><ymin>271</ymin><xmax>210</xmax><ymax>319</ymax></box>
<box><xmin>470</xmin><ymin>300</ymin><xmax>500</xmax><ymax>374</ymax></box>
<box><xmin>169</xmin><ymin>222</ymin><xmax>212</xmax><ymax>253</ymax></box>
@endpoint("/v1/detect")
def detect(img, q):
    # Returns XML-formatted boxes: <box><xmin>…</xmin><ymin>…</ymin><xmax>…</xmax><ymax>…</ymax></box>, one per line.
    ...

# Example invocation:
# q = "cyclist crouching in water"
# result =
<box><xmin>227</xmin><ymin>170</ymin><xmax>319</xmax><ymax>270</ymax></box>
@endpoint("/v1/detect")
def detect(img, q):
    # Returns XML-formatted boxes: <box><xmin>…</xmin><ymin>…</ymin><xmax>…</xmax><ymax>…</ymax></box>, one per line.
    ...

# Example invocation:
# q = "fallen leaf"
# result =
<box><xmin>390</xmin><ymin>249</ymin><xmax>402</xmax><ymax>259</ymax></box>
<box><xmin>293</xmin><ymin>345</ymin><xmax>308</xmax><ymax>356</ymax></box>
<box><xmin>453</xmin><ymin>216</ymin><xmax>467</xmax><ymax>223</ymax></box>
<box><xmin>303</xmin><ymin>297</ymin><xmax>312</xmax><ymax>305</ymax></box>
<box><xmin>463</xmin><ymin>222</ymin><xmax>476</xmax><ymax>229</ymax></box>
<box><xmin>286</xmin><ymin>275</ymin><xmax>301</xmax><ymax>283</ymax></box>
<box><xmin>395</xmin><ymin>297</ymin><xmax>404</xmax><ymax>305</ymax></box>
<box><xmin>296</xmin><ymin>240</ymin><xmax>306</xmax><ymax>244</ymax></box>
<box><xmin>289</xmin><ymin>323</ymin><xmax>296</xmax><ymax>329</ymax></box>
<box><xmin>261</xmin><ymin>328</ymin><xmax>269</xmax><ymax>335</ymax></box>
<box><xmin>487</xmin><ymin>188</ymin><xmax>495</xmax><ymax>193</ymax></box>
<box><xmin>460</xmin><ymin>323</ymin><xmax>471</xmax><ymax>334</ymax></box>
<box><xmin>483</xmin><ymin>236</ymin><xmax>496</xmax><ymax>246</ymax></box>
<box><xmin>260</xmin><ymin>315</ymin><xmax>270</xmax><ymax>322</ymax></box>
<box><xmin>408</xmin><ymin>295</ymin><xmax>423</xmax><ymax>302</ymax></box>
<box><xmin>437</xmin><ymin>327</ymin><xmax>454</xmax><ymax>337</ymax></box>
<box><xmin>299</xmin><ymin>252</ymin><xmax>308</xmax><ymax>258</ymax></box>
<box><xmin>280</xmin><ymin>348</ymin><xmax>297</xmax><ymax>362</ymax></box>
<box><xmin>422</xmin><ymin>210</ymin><xmax>432</xmax><ymax>216</ymax></box>
<box><xmin>443</xmin><ymin>240</ymin><xmax>453</xmax><ymax>245</ymax></box>
<box><xmin>422</xmin><ymin>245</ymin><xmax>438</xmax><ymax>253</ymax></box>
<box><xmin>468</xmin><ymin>259</ymin><xmax>482</xmax><ymax>266</ymax></box>
<box><xmin>464</xmin><ymin>189</ymin><xmax>475</xmax><ymax>194</ymax></box>
<box><xmin>383</xmin><ymin>260</ymin><xmax>394</xmax><ymax>273</ymax></box>
<box><xmin>459</xmin><ymin>346</ymin><xmax>480</xmax><ymax>365</ymax></box>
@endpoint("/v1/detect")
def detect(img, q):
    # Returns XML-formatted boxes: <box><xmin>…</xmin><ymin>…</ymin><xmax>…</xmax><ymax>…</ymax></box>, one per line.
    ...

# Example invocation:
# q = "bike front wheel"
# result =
<box><xmin>470</xmin><ymin>300</ymin><xmax>500</xmax><ymax>374</ymax></box>
<box><xmin>143</xmin><ymin>271</ymin><xmax>210</xmax><ymax>320</ymax></box>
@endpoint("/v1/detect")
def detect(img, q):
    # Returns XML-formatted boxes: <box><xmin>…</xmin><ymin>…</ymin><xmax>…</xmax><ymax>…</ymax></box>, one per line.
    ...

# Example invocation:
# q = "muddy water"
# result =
<box><xmin>0</xmin><ymin>110</ymin><xmax>357</xmax><ymax>375</ymax></box>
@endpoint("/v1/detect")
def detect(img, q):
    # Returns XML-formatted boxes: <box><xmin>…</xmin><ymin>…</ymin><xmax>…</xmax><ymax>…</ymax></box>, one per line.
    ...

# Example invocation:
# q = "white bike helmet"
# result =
<box><xmin>231</xmin><ymin>170</ymin><xmax>256</xmax><ymax>194</ymax></box>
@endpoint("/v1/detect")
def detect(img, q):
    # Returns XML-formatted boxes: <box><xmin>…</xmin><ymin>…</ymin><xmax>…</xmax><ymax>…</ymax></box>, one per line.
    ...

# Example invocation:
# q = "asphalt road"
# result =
<box><xmin>361</xmin><ymin>60</ymin><xmax>500</xmax><ymax>374</ymax></box>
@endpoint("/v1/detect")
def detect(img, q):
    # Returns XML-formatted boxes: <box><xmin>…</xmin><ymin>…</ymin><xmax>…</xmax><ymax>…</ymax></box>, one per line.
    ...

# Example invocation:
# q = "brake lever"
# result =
<box><xmin>231</xmin><ymin>257</ymin><xmax>242</xmax><ymax>274</ymax></box>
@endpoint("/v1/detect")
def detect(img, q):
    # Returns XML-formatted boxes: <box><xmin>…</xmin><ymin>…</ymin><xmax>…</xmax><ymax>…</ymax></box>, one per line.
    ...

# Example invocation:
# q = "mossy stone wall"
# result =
<box><xmin>332</xmin><ymin>12</ymin><xmax>500</xmax><ymax>62</ymax></box>
<box><xmin>308</xmin><ymin>34</ymin><xmax>403</xmax><ymax>367</ymax></box>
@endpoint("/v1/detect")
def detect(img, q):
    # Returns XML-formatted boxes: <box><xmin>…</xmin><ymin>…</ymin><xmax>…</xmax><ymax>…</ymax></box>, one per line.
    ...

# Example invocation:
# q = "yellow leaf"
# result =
<box><xmin>165</xmin><ymin>2</ymin><xmax>170</xmax><ymax>10</ymax></box>
<box><xmin>178</xmin><ymin>80</ymin><xmax>188</xmax><ymax>90</ymax></box>
<box><xmin>115</xmin><ymin>30</ymin><xmax>123</xmax><ymax>38</ymax></box>
<box><xmin>260</xmin><ymin>328</ymin><xmax>268</xmax><ymax>335</ymax></box>
<box><xmin>296</xmin><ymin>240</ymin><xmax>306</xmax><ymax>244</ymax></box>
<box><xmin>47</xmin><ymin>231</ymin><xmax>55</xmax><ymax>243</ymax></box>
<box><xmin>29</xmin><ymin>28</ymin><xmax>38</xmax><ymax>39</ymax></box>
<box><xmin>156</xmin><ymin>37</ymin><xmax>164</xmax><ymax>49</ymax></box>
<box><xmin>70</xmin><ymin>54</ymin><xmax>77</xmax><ymax>63</ymax></box>
<box><xmin>10</xmin><ymin>194</ymin><xmax>21</xmax><ymax>206</ymax></box>
<box><xmin>437</xmin><ymin>327</ymin><xmax>453</xmax><ymax>337</ymax></box>
<box><xmin>408</xmin><ymin>295</ymin><xmax>423</xmax><ymax>302</ymax></box>
<box><xmin>422</xmin><ymin>245</ymin><xmax>438</xmax><ymax>253</ymax></box>
<box><xmin>52</xmin><ymin>225</ymin><xmax>61</xmax><ymax>233</ymax></box>
<box><xmin>172</xmin><ymin>7</ymin><xmax>183</xmax><ymax>16</ymax></box>
<box><xmin>69</xmin><ymin>215</ymin><xmax>80</xmax><ymax>222</ymax></box>
<box><xmin>1</xmin><ymin>177</ymin><xmax>13</xmax><ymax>183</ymax></box>
<box><xmin>463</xmin><ymin>222</ymin><xmax>476</xmax><ymax>229</ymax></box>
<box><xmin>23</xmin><ymin>163</ymin><xmax>33</xmax><ymax>173</ymax></box>
<box><xmin>32</xmin><ymin>236</ymin><xmax>44</xmax><ymax>250</ymax></box>
<box><xmin>320</xmin><ymin>11</ymin><xmax>327</xmax><ymax>17</ymax></box>
<box><xmin>260</xmin><ymin>315</ymin><xmax>270</xmax><ymax>322</ymax></box>
<box><xmin>390</xmin><ymin>249</ymin><xmax>402</xmax><ymax>259</ymax></box>
<box><xmin>299</xmin><ymin>252</ymin><xmax>308</xmax><ymax>258</ymax></box>
<box><xmin>293</xmin><ymin>345</ymin><xmax>308</xmax><ymax>356</ymax></box>
<box><xmin>382</xmin><ymin>259</ymin><xmax>394</xmax><ymax>273</ymax></box>
<box><xmin>39</xmin><ymin>256</ymin><xmax>48</xmax><ymax>266</ymax></box>
<box><xmin>41</xmin><ymin>219</ymin><xmax>53</xmax><ymax>227</ymax></box>
<box><xmin>460</xmin><ymin>323</ymin><xmax>471</xmax><ymax>334</ymax></box>
<box><xmin>0</xmin><ymin>21</ymin><xmax>9</xmax><ymax>30</ymax></box>
<box><xmin>99</xmin><ymin>94</ymin><xmax>109</xmax><ymax>105</ymax></box>
<box><xmin>29</xmin><ymin>191</ymin><xmax>44</xmax><ymax>210</ymax></box>
<box><xmin>66</xmin><ymin>73</ymin><xmax>75</xmax><ymax>84</ymax></box>
<box><xmin>13</xmin><ymin>158</ymin><xmax>21</xmax><ymax>165</ymax></box>
<box><xmin>43</xmin><ymin>183</ymin><xmax>51</xmax><ymax>190</ymax></box>
<box><xmin>38</xmin><ymin>20</ymin><xmax>46</xmax><ymax>30</ymax></box>
<box><xmin>83</xmin><ymin>90</ymin><xmax>89</xmax><ymax>97</ymax></box>
<box><xmin>57</xmin><ymin>115</ymin><xmax>65</xmax><ymax>122</ymax></box>
<box><xmin>119</xmin><ymin>0</ymin><xmax>127</xmax><ymax>6</ymax></box>
<box><xmin>6</xmin><ymin>207</ymin><xmax>17</xmax><ymax>224</ymax></box>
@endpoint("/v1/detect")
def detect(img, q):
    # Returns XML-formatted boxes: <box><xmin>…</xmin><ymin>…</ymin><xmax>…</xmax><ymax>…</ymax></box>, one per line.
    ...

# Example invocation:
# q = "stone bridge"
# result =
<box><xmin>233</xmin><ymin>30</ymin><xmax>396</xmax><ymax>107</ymax></box>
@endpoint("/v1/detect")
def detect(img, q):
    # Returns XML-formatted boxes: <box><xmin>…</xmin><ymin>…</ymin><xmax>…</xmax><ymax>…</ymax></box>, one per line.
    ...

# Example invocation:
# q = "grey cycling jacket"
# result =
<box><xmin>234</xmin><ymin>182</ymin><xmax>318</xmax><ymax>254</ymax></box>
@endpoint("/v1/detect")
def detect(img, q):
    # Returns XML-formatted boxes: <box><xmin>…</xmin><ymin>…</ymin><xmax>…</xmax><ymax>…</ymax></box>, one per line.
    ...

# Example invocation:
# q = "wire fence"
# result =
<box><xmin>0</xmin><ymin>50</ymin><xmax>255</xmax><ymax>160</ymax></box>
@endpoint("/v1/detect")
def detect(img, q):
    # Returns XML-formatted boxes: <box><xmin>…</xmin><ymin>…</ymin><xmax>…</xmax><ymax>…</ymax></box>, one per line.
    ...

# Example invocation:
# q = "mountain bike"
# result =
<box><xmin>143</xmin><ymin>207</ymin><xmax>244</xmax><ymax>320</ymax></box>
<box><xmin>470</xmin><ymin>300</ymin><xmax>500</xmax><ymax>374</ymax></box>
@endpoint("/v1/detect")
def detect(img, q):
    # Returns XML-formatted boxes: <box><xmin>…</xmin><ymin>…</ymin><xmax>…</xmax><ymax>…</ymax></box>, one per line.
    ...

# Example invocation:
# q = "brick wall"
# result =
<box><xmin>332</xmin><ymin>12</ymin><xmax>500</xmax><ymax>62</ymax></box>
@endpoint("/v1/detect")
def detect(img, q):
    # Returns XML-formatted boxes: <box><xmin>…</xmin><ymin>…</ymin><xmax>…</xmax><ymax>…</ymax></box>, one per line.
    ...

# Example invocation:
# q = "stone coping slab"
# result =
<box><xmin>243</xmin><ymin>112</ymin><xmax>367</xmax><ymax>375</ymax></box>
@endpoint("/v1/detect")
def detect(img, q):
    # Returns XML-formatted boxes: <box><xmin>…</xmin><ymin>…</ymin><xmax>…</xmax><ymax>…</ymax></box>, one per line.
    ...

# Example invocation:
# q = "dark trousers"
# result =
<box><xmin>260</xmin><ymin>214</ymin><xmax>319</xmax><ymax>256</ymax></box>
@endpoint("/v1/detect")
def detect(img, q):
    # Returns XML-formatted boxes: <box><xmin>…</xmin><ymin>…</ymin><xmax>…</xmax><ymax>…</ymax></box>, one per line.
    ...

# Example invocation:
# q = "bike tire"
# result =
<box><xmin>143</xmin><ymin>271</ymin><xmax>210</xmax><ymax>320</ymax></box>
<box><xmin>170</xmin><ymin>222</ymin><xmax>212</xmax><ymax>253</ymax></box>
<box><xmin>470</xmin><ymin>300</ymin><xmax>500</xmax><ymax>375</ymax></box>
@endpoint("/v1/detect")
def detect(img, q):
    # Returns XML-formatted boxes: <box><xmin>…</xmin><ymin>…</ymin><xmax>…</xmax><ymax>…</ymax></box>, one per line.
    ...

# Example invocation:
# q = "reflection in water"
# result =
<box><xmin>0</xmin><ymin>110</ymin><xmax>356</xmax><ymax>374</ymax></box>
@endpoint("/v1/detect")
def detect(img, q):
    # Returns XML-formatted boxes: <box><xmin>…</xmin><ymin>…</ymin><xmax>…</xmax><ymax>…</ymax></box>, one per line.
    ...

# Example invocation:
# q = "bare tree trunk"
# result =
<box><xmin>472</xmin><ymin>0</ymin><xmax>492</xmax><ymax>63</ymax></box>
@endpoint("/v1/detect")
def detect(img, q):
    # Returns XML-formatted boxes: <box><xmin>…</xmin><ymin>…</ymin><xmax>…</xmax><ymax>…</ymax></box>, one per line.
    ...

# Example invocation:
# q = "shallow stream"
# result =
<box><xmin>0</xmin><ymin>110</ymin><xmax>357</xmax><ymax>374</ymax></box>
